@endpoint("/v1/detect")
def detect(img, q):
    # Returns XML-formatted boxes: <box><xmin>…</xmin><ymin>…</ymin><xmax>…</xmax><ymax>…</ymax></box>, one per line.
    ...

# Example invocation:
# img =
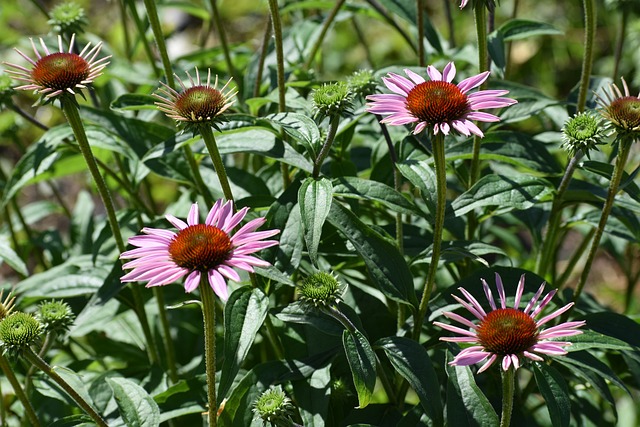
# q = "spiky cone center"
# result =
<box><xmin>253</xmin><ymin>386</ymin><xmax>293</xmax><ymax>422</ymax></box>
<box><xmin>476</xmin><ymin>308</ymin><xmax>539</xmax><ymax>355</ymax></box>
<box><xmin>406</xmin><ymin>81</ymin><xmax>470</xmax><ymax>125</ymax></box>
<box><xmin>347</xmin><ymin>70</ymin><xmax>377</xmax><ymax>98</ymax></box>
<box><xmin>564</xmin><ymin>114</ymin><xmax>600</xmax><ymax>142</ymax></box>
<box><xmin>606</xmin><ymin>96</ymin><xmax>640</xmax><ymax>131</ymax></box>
<box><xmin>0</xmin><ymin>312</ymin><xmax>42</xmax><ymax>348</ymax></box>
<box><xmin>168</xmin><ymin>224</ymin><xmax>232</xmax><ymax>271</ymax></box>
<box><xmin>174</xmin><ymin>86</ymin><xmax>227</xmax><ymax>122</ymax></box>
<box><xmin>313</xmin><ymin>83</ymin><xmax>352</xmax><ymax>117</ymax></box>
<box><xmin>38</xmin><ymin>300</ymin><xmax>74</xmax><ymax>330</ymax></box>
<box><xmin>32</xmin><ymin>52</ymin><xmax>89</xmax><ymax>91</ymax></box>
<box><xmin>49</xmin><ymin>2</ymin><xmax>87</xmax><ymax>31</ymax></box>
<box><xmin>298</xmin><ymin>272</ymin><xmax>342</xmax><ymax>307</ymax></box>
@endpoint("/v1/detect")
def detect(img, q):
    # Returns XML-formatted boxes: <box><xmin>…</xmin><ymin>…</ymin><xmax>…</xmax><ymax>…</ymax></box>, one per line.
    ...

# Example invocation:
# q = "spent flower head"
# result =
<box><xmin>48</xmin><ymin>2</ymin><xmax>88</xmax><ymax>37</ymax></box>
<box><xmin>3</xmin><ymin>34</ymin><xmax>110</xmax><ymax>102</ymax></box>
<box><xmin>120</xmin><ymin>200</ymin><xmax>279</xmax><ymax>301</ymax></box>
<box><xmin>596</xmin><ymin>77</ymin><xmax>640</xmax><ymax>141</ymax></box>
<box><xmin>312</xmin><ymin>82</ymin><xmax>353</xmax><ymax>119</ymax></box>
<box><xmin>366</xmin><ymin>62</ymin><xmax>516</xmax><ymax>137</ymax></box>
<box><xmin>561</xmin><ymin>111</ymin><xmax>607</xmax><ymax>158</ymax></box>
<box><xmin>435</xmin><ymin>273</ymin><xmax>585</xmax><ymax>373</ymax></box>
<box><xmin>0</xmin><ymin>312</ymin><xmax>42</xmax><ymax>353</ymax></box>
<box><xmin>252</xmin><ymin>385</ymin><xmax>294</xmax><ymax>426</ymax></box>
<box><xmin>297</xmin><ymin>272</ymin><xmax>345</xmax><ymax>308</ymax></box>
<box><xmin>36</xmin><ymin>300</ymin><xmax>75</xmax><ymax>333</ymax></box>
<box><xmin>154</xmin><ymin>68</ymin><xmax>236</xmax><ymax>130</ymax></box>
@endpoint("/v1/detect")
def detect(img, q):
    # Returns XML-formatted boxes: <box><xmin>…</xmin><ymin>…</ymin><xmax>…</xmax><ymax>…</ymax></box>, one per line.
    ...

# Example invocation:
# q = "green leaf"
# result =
<box><xmin>332</xmin><ymin>176</ymin><xmax>420</xmax><ymax>215</ymax></box>
<box><xmin>299</xmin><ymin>177</ymin><xmax>333</xmax><ymax>263</ymax></box>
<box><xmin>342</xmin><ymin>329</ymin><xmax>376</xmax><ymax>408</ymax></box>
<box><xmin>266</xmin><ymin>112</ymin><xmax>321</xmax><ymax>156</ymax></box>
<box><xmin>497</xmin><ymin>19</ymin><xmax>563</xmax><ymax>41</ymax></box>
<box><xmin>565</xmin><ymin>330</ymin><xmax>633</xmax><ymax>352</ymax></box>
<box><xmin>110</xmin><ymin>93</ymin><xmax>158</xmax><ymax>111</ymax></box>
<box><xmin>327</xmin><ymin>202</ymin><xmax>416</xmax><ymax>305</ymax></box>
<box><xmin>33</xmin><ymin>366</ymin><xmax>96</xmax><ymax>409</ymax></box>
<box><xmin>0</xmin><ymin>235</ymin><xmax>27</xmax><ymax>276</ymax></box>
<box><xmin>582</xmin><ymin>311</ymin><xmax>640</xmax><ymax>347</ymax></box>
<box><xmin>218</xmin><ymin>287</ymin><xmax>270</xmax><ymax>400</ymax></box>
<box><xmin>376</xmin><ymin>337</ymin><xmax>443</xmax><ymax>425</ymax></box>
<box><xmin>154</xmin><ymin>375</ymin><xmax>207</xmax><ymax>422</ymax></box>
<box><xmin>533</xmin><ymin>363</ymin><xmax>571</xmax><ymax>427</ymax></box>
<box><xmin>107</xmin><ymin>377</ymin><xmax>160</xmax><ymax>427</ymax></box>
<box><xmin>47</xmin><ymin>415</ymin><xmax>94</xmax><ymax>427</ymax></box>
<box><xmin>452</xmin><ymin>174</ymin><xmax>553</xmax><ymax>217</ymax></box>
<box><xmin>397</xmin><ymin>159</ymin><xmax>436</xmax><ymax>215</ymax></box>
<box><xmin>445</xmin><ymin>354</ymin><xmax>498</xmax><ymax>427</ymax></box>
<box><xmin>489</xmin><ymin>80</ymin><xmax>564</xmax><ymax>124</ymax></box>
<box><xmin>275</xmin><ymin>301</ymin><xmax>344</xmax><ymax>336</ymax></box>
<box><xmin>292</xmin><ymin>365</ymin><xmax>331</xmax><ymax>426</ymax></box>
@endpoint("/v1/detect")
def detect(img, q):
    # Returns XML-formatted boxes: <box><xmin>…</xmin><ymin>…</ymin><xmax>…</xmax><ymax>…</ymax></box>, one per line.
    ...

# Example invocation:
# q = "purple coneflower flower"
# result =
<box><xmin>434</xmin><ymin>273</ymin><xmax>585</xmax><ymax>373</ymax></box>
<box><xmin>595</xmin><ymin>77</ymin><xmax>640</xmax><ymax>137</ymax></box>
<box><xmin>366</xmin><ymin>62</ymin><xmax>516</xmax><ymax>137</ymax></box>
<box><xmin>459</xmin><ymin>0</ymin><xmax>469</xmax><ymax>8</ymax></box>
<box><xmin>120</xmin><ymin>200</ymin><xmax>279</xmax><ymax>301</ymax></box>
<box><xmin>3</xmin><ymin>34</ymin><xmax>109</xmax><ymax>100</ymax></box>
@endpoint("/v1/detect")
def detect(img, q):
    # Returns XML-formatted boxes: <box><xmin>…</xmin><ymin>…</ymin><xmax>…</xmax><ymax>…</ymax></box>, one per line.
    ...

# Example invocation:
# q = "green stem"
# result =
<box><xmin>199</xmin><ymin>125</ymin><xmax>234</xmax><ymax>202</ymax></box>
<box><xmin>125</xmin><ymin>0</ymin><xmax>162</xmax><ymax>78</ymax></box>
<box><xmin>572</xmin><ymin>139</ymin><xmax>633</xmax><ymax>304</ymax></box>
<box><xmin>208</xmin><ymin>0</ymin><xmax>240</xmax><ymax>100</ymax></box>
<box><xmin>557</xmin><ymin>228</ymin><xmax>595</xmax><ymax>290</ymax></box>
<box><xmin>153</xmin><ymin>287</ymin><xmax>179</xmax><ymax>383</ymax></box>
<box><xmin>199</xmin><ymin>277</ymin><xmax>218</xmax><ymax>427</ymax></box>
<box><xmin>500</xmin><ymin>368</ymin><xmax>515</xmax><ymax>427</ymax></box>
<box><xmin>253</xmin><ymin>16</ymin><xmax>272</xmax><ymax>98</ymax></box>
<box><xmin>416</xmin><ymin>0</ymin><xmax>425</xmax><ymax>67</ymax></box>
<box><xmin>325</xmin><ymin>304</ymin><xmax>358</xmax><ymax>333</ymax></box>
<box><xmin>313</xmin><ymin>115</ymin><xmax>341</xmax><ymax>179</ymax></box>
<box><xmin>612</xmin><ymin>11</ymin><xmax>627</xmax><ymax>81</ymax></box>
<box><xmin>535</xmin><ymin>152</ymin><xmax>583</xmax><ymax>280</ymax></box>
<box><xmin>576</xmin><ymin>0</ymin><xmax>596</xmax><ymax>113</ymax></box>
<box><xmin>364</xmin><ymin>0</ymin><xmax>417</xmax><ymax>53</ymax></box>
<box><xmin>182</xmin><ymin>144</ymin><xmax>215</xmax><ymax>205</ymax></box>
<box><xmin>23</xmin><ymin>348</ymin><xmax>108</xmax><ymax>427</ymax></box>
<box><xmin>0</xmin><ymin>353</ymin><xmax>41</xmax><ymax>427</ymax></box>
<box><xmin>143</xmin><ymin>0</ymin><xmax>176</xmax><ymax>88</ymax></box>
<box><xmin>61</xmin><ymin>98</ymin><xmax>160</xmax><ymax>366</ymax></box>
<box><xmin>303</xmin><ymin>0</ymin><xmax>346</xmax><ymax>70</ymax></box>
<box><xmin>267</xmin><ymin>0</ymin><xmax>286</xmax><ymax>111</ymax></box>
<box><xmin>414</xmin><ymin>133</ymin><xmax>446</xmax><ymax>339</ymax></box>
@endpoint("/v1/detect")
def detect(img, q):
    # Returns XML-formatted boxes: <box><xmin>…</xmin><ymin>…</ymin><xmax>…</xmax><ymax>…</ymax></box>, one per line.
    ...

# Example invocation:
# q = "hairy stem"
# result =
<box><xmin>0</xmin><ymin>353</ymin><xmax>41</xmax><ymax>427</ymax></box>
<box><xmin>143</xmin><ymin>0</ymin><xmax>175</xmax><ymax>88</ymax></box>
<box><xmin>199</xmin><ymin>125</ymin><xmax>234</xmax><ymax>202</ymax></box>
<box><xmin>199</xmin><ymin>277</ymin><xmax>218</xmax><ymax>427</ymax></box>
<box><xmin>576</xmin><ymin>0</ymin><xmax>597</xmax><ymax>113</ymax></box>
<box><xmin>500</xmin><ymin>368</ymin><xmax>515</xmax><ymax>427</ymax></box>
<box><xmin>313</xmin><ymin>115</ymin><xmax>341</xmax><ymax>179</ymax></box>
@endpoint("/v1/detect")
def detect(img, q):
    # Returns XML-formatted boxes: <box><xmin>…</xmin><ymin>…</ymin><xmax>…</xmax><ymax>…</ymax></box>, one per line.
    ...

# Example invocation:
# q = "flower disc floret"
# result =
<box><xmin>3</xmin><ymin>34</ymin><xmax>110</xmax><ymax>100</ymax></box>
<box><xmin>252</xmin><ymin>385</ymin><xmax>294</xmax><ymax>426</ymax></box>
<box><xmin>0</xmin><ymin>312</ymin><xmax>42</xmax><ymax>350</ymax></box>
<box><xmin>561</xmin><ymin>112</ymin><xmax>606</xmax><ymax>157</ymax></box>
<box><xmin>434</xmin><ymin>273</ymin><xmax>585</xmax><ymax>373</ymax></box>
<box><xmin>366</xmin><ymin>62</ymin><xmax>516</xmax><ymax>137</ymax></box>
<box><xmin>312</xmin><ymin>82</ymin><xmax>352</xmax><ymax>118</ymax></box>
<box><xmin>120</xmin><ymin>200</ymin><xmax>279</xmax><ymax>300</ymax></box>
<box><xmin>596</xmin><ymin>77</ymin><xmax>640</xmax><ymax>139</ymax></box>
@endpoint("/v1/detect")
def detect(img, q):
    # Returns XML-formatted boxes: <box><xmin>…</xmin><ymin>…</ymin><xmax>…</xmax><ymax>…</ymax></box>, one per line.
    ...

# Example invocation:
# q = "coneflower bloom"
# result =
<box><xmin>434</xmin><ymin>273</ymin><xmax>585</xmax><ymax>373</ymax></box>
<box><xmin>3</xmin><ymin>34</ymin><xmax>109</xmax><ymax>100</ymax></box>
<box><xmin>366</xmin><ymin>62</ymin><xmax>516</xmax><ymax>137</ymax></box>
<box><xmin>154</xmin><ymin>68</ymin><xmax>236</xmax><ymax>125</ymax></box>
<box><xmin>595</xmin><ymin>77</ymin><xmax>640</xmax><ymax>138</ymax></box>
<box><xmin>120</xmin><ymin>200</ymin><xmax>279</xmax><ymax>301</ymax></box>
<box><xmin>459</xmin><ymin>0</ymin><xmax>469</xmax><ymax>8</ymax></box>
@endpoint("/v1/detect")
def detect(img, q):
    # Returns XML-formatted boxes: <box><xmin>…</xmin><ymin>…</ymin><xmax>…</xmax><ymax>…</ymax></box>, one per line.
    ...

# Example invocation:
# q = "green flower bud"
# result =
<box><xmin>0</xmin><ymin>312</ymin><xmax>42</xmax><ymax>351</ymax></box>
<box><xmin>311</xmin><ymin>82</ymin><xmax>352</xmax><ymax>119</ymax></box>
<box><xmin>36</xmin><ymin>300</ymin><xmax>75</xmax><ymax>333</ymax></box>
<box><xmin>561</xmin><ymin>111</ymin><xmax>606</xmax><ymax>157</ymax></box>
<box><xmin>48</xmin><ymin>2</ymin><xmax>88</xmax><ymax>36</ymax></box>
<box><xmin>297</xmin><ymin>272</ymin><xmax>345</xmax><ymax>308</ymax></box>
<box><xmin>252</xmin><ymin>385</ymin><xmax>294</xmax><ymax>426</ymax></box>
<box><xmin>347</xmin><ymin>70</ymin><xmax>377</xmax><ymax>100</ymax></box>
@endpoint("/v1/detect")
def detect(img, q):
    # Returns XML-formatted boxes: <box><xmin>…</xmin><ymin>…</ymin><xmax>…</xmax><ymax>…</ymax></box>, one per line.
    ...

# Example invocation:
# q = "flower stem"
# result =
<box><xmin>414</xmin><ymin>133</ymin><xmax>446</xmax><ymax>339</ymax></box>
<box><xmin>253</xmin><ymin>15</ymin><xmax>272</xmax><ymax>98</ymax></box>
<box><xmin>199</xmin><ymin>125</ymin><xmax>234</xmax><ymax>202</ymax></box>
<box><xmin>303</xmin><ymin>0</ymin><xmax>347</xmax><ymax>70</ymax></box>
<box><xmin>153</xmin><ymin>287</ymin><xmax>179</xmax><ymax>383</ymax></box>
<box><xmin>183</xmin><ymin>144</ymin><xmax>215</xmax><ymax>206</ymax></box>
<box><xmin>500</xmin><ymin>367</ymin><xmax>515</xmax><ymax>427</ymax></box>
<box><xmin>577</xmin><ymin>0</ymin><xmax>597</xmax><ymax>113</ymax></box>
<box><xmin>208</xmin><ymin>0</ymin><xmax>240</xmax><ymax>101</ymax></box>
<box><xmin>126</xmin><ymin>0</ymin><xmax>162</xmax><ymax>78</ymax></box>
<box><xmin>61</xmin><ymin>98</ymin><xmax>160</xmax><ymax>366</ymax></box>
<box><xmin>267</xmin><ymin>0</ymin><xmax>286</xmax><ymax>111</ymax></box>
<box><xmin>313</xmin><ymin>115</ymin><xmax>341</xmax><ymax>179</ymax></box>
<box><xmin>572</xmin><ymin>139</ymin><xmax>633</xmax><ymax>304</ymax></box>
<box><xmin>612</xmin><ymin>11</ymin><xmax>628</xmax><ymax>81</ymax></box>
<box><xmin>416</xmin><ymin>0</ymin><xmax>425</xmax><ymax>67</ymax></box>
<box><xmin>0</xmin><ymin>353</ymin><xmax>41</xmax><ymax>427</ymax></box>
<box><xmin>142</xmin><ymin>0</ymin><xmax>175</xmax><ymax>88</ymax></box>
<box><xmin>199</xmin><ymin>277</ymin><xmax>218</xmax><ymax>427</ymax></box>
<box><xmin>22</xmin><ymin>347</ymin><xmax>108</xmax><ymax>427</ymax></box>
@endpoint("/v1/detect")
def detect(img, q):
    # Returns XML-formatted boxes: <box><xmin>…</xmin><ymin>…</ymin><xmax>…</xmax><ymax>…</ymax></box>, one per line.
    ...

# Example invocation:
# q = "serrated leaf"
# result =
<box><xmin>218</xmin><ymin>287</ymin><xmax>270</xmax><ymax>400</ymax></box>
<box><xmin>498</xmin><ymin>19</ymin><xmax>563</xmax><ymax>41</ymax></box>
<box><xmin>343</xmin><ymin>329</ymin><xmax>376</xmax><ymax>408</ymax></box>
<box><xmin>327</xmin><ymin>202</ymin><xmax>416</xmax><ymax>305</ymax></box>
<box><xmin>299</xmin><ymin>177</ymin><xmax>333</xmax><ymax>263</ymax></box>
<box><xmin>452</xmin><ymin>174</ymin><xmax>553</xmax><ymax>217</ymax></box>
<box><xmin>0</xmin><ymin>236</ymin><xmax>28</xmax><ymax>276</ymax></box>
<box><xmin>376</xmin><ymin>337</ymin><xmax>443</xmax><ymax>425</ymax></box>
<box><xmin>533</xmin><ymin>363</ymin><xmax>571</xmax><ymax>427</ymax></box>
<box><xmin>107</xmin><ymin>377</ymin><xmax>160</xmax><ymax>427</ymax></box>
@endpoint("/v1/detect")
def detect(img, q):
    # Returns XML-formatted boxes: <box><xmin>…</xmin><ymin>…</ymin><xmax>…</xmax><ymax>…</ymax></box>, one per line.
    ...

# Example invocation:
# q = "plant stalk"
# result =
<box><xmin>576</xmin><ymin>0</ymin><xmax>597</xmax><ymax>113</ymax></box>
<box><xmin>199</xmin><ymin>125</ymin><xmax>234</xmax><ymax>202</ymax></box>
<box><xmin>313</xmin><ymin>115</ymin><xmax>341</xmax><ymax>179</ymax></box>
<box><xmin>0</xmin><ymin>353</ymin><xmax>41</xmax><ymax>427</ymax></box>
<box><xmin>199</xmin><ymin>277</ymin><xmax>218</xmax><ymax>427</ymax></box>
<box><xmin>500</xmin><ymin>367</ymin><xmax>515</xmax><ymax>427</ymax></box>
<box><xmin>142</xmin><ymin>0</ymin><xmax>175</xmax><ymax>88</ymax></box>
<box><xmin>303</xmin><ymin>0</ymin><xmax>346</xmax><ymax>70</ymax></box>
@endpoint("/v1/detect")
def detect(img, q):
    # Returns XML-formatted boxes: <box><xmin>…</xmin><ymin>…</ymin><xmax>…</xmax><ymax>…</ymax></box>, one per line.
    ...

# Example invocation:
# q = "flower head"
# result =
<box><xmin>0</xmin><ymin>312</ymin><xmax>42</xmax><ymax>352</ymax></box>
<box><xmin>347</xmin><ymin>69</ymin><xmax>377</xmax><ymax>100</ymax></box>
<box><xmin>311</xmin><ymin>82</ymin><xmax>353</xmax><ymax>119</ymax></box>
<box><xmin>366</xmin><ymin>62</ymin><xmax>516</xmax><ymax>137</ymax></box>
<box><xmin>459</xmin><ymin>0</ymin><xmax>470</xmax><ymax>8</ymax></box>
<box><xmin>252</xmin><ymin>385</ymin><xmax>294</xmax><ymax>426</ymax></box>
<box><xmin>48</xmin><ymin>2</ymin><xmax>88</xmax><ymax>37</ymax></box>
<box><xmin>561</xmin><ymin>111</ymin><xmax>607</xmax><ymax>157</ymax></box>
<box><xmin>120</xmin><ymin>200</ymin><xmax>279</xmax><ymax>301</ymax></box>
<box><xmin>154</xmin><ymin>68</ymin><xmax>236</xmax><ymax>129</ymax></box>
<box><xmin>3</xmin><ymin>34</ymin><xmax>109</xmax><ymax>101</ymax></box>
<box><xmin>596</xmin><ymin>77</ymin><xmax>640</xmax><ymax>140</ymax></box>
<box><xmin>36</xmin><ymin>300</ymin><xmax>75</xmax><ymax>333</ymax></box>
<box><xmin>435</xmin><ymin>273</ymin><xmax>585</xmax><ymax>373</ymax></box>
<box><xmin>297</xmin><ymin>271</ymin><xmax>345</xmax><ymax>308</ymax></box>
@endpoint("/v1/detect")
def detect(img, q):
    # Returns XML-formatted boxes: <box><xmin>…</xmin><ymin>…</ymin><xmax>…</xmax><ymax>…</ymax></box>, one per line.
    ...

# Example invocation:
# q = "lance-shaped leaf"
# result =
<box><xmin>343</xmin><ymin>329</ymin><xmax>376</xmax><ymax>408</ymax></box>
<box><xmin>299</xmin><ymin>177</ymin><xmax>333</xmax><ymax>264</ymax></box>
<box><xmin>107</xmin><ymin>377</ymin><xmax>160</xmax><ymax>427</ymax></box>
<box><xmin>533</xmin><ymin>363</ymin><xmax>571</xmax><ymax>427</ymax></box>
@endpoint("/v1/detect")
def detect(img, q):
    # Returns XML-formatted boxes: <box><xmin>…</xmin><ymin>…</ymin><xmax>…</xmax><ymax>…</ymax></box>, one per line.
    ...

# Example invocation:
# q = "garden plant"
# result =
<box><xmin>0</xmin><ymin>0</ymin><xmax>639</xmax><ymax>425</ymax></box>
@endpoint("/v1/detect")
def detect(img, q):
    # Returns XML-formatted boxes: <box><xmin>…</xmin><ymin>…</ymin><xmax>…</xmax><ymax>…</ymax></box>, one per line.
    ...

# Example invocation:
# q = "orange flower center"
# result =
<box><xmin>168</xmin><ymin>224</ymin><xmax>232</xmax><ymax>271</ymax></box>
<box><xmin>32</xmin><ymin>53</ymin><xmax>90</xmax><ymax>91</ymax></box>
<box><xmin>175</xmin><ymin>86</ymin><xmax>226</xmax><ymax>121</ymax></box>
<box><xmin>607</xmin><ymin>96</ymin><xmax>640</xmax><ymax>130</ymax></box>
<box><xmin>476</xmin><ymin>308</ymin><xmax>539</xmax><ymax>355</ymax></box>
<box><xmin>405</xmin><ymin>81</ymin><xmax>470</xmax><ymax>125</ymax></box>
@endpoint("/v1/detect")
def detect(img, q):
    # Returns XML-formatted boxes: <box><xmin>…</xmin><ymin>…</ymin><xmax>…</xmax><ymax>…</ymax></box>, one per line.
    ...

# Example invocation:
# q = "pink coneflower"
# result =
<box><xmin>366</xmin><ymin>62</ymin><xmax>516</xmax><ymax>137</ymax></box>
<box><xmin>595</xmin><ymin>77</ymin><xmax>640</xmax><ymax>137</ymax></box>
<box><xmin>120</xmin><ymin>200</ymin><xmax>279</xmax><ymax>301</ymax></box>
<box><xmin>3</xmin><ymin>34</ymin><xmax>109</xmax><ymax>100</ymax></box>
<box><xmin>435</xmin><ymin>273</ymin><xmax>585</xmax><ymax>373</ymax></box>
<box><xmin>154</xmin><ymin>68</ymin><xmax>236</xmax><ymax>124</ymax></box>
<box><xmin>459</xmin><ymin>0</ymin><xmax>469</xmax><ymax>8</ymax></box>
